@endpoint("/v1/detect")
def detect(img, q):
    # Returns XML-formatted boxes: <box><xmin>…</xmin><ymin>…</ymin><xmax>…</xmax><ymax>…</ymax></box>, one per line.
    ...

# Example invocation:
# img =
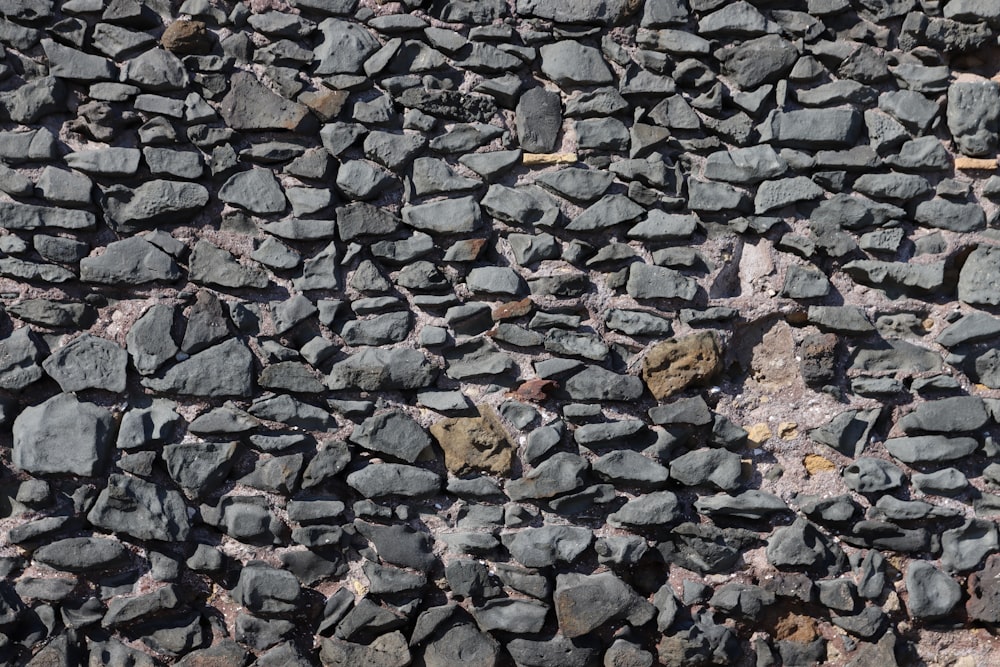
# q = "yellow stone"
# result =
<box><xmin>803</xmin><ymin>453</ymin><xmax>835</xmax><ymax>475</ymax></box>
<box><xmin>778</xmin><ymin>422</ymin><xmax>798</xmax><ymax>439</ymax></box>
<box><xmin>747</xmin><ymin>423</ymin><xmax>772</xmax><ymax>444</ymax></box>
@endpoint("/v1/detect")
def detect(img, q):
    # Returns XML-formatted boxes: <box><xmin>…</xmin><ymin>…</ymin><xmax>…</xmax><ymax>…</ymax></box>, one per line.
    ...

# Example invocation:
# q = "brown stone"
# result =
<box><xmin>773</xmin><ymin>612</ymin><xmax>819</xmax><ymax>643</ymax></box>
<box><xmin>298</xmin><ymin>88</ymin><xmax>348</xmax><ymax>122</ymax></box>
<box><xmin>798</xmin><ymin>333</ymin><xmax>838</xmax><ymax>388</ymax></box>
<box><xmin>160</xmin><ymin>20</ymin><xmax>211</xmax><ymax>55</ymax></box>
<box><xmin>509</xmin><ymin>378</ymin><xmax>558</xmax><ymax>402</ymax></box>
<box><xmin>492</xmin><ymin>297</ymin><xmax>534</xmax><ymax>321</ymax></box>
<box><xmin>967</xmin><ymin>553</ymin><xmax>1000</xmax><ymax>622</ymax></box>
<box><xmin>641</xmin><ymin>331</ymin><xmax>721</xmax><ymax>401</ymax></box>
<box><xmin>430</xmin><ymin>407</ymin><xmax>513</xmax><ymax>475</ymax></box>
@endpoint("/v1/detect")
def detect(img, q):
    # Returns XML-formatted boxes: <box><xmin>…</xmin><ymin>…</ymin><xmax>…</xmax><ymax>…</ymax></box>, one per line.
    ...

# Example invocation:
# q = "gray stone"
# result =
<box><xmin>566</xmin><ymin>194</ymin><xmax>644</xmax><ymax>231</ymax></box>
<box><xmin>627</xmin><ymin>263</ymin><xmax>697</xmax><ymax>300</ymax></box>
<box><xmin>346</xmin><ymin>463</ymin><xmax>441</xmax><ymax>497</ymax></box>
<box><xmin>65</xmin><ymin>147</ymin><xmax>140</xmax><ymax>176</ymax></box>
<box><xmin>914</xmin><ymin>198</ymin><xmax>985</xmax><ymax>232</ymax></box>
<box><xmin>42</xmin><ymin>333</ymin><xmax>126</xmax><ymax>392</ymax></box>
<box><xmin>781</xmin><ymin>264</ymin><xmax>830</xmax><ymax>298</ymax></box>
<box><xmin>906</xmin><ymin>561</ymin><xmax>961</xmax><ymax>619</ymax></box>
<box><xmin>759</xmin><ymin>108</ymin><xmax>862</xmax><ymax>147</ymax></box>
<box><xmin>507</xmin><ymin>452</ymin><xmax>588</xmax><ymax>501</ymax></box>
<box><xmin>959</xmin><ymin>245</ymin><xmax>1000</xmax><ymax>306</ymax></box>
<box><xmin>88</xmin><ymin>473</ymin><xmax>191</xmax><ymax>541</ymax></box>
<box><xmin>117</xmin><ymin>400</ymin><xmax>181</xmax><ymax>450</ymax></box>
<box><xmin>703</xmin><ymin>145</ymin><xmax>786</xmax><ymax>183</ymax></box>
<box><xmin>564</xmin><ymin>365</ymin><xmax>644</xmax><ymax>401</ymax></box>
<box><xmin>123</xmin><ymin>48</ymin><xmax>188</xmax><ymax>90</ymax></box>
<box><xmin>34</xmin><ymin>537</ymin><xmax>128</xmax><ymax>572</ymax></box>
<box><xmin>553</xmin><ymin>572</ymin><xmax>647</xmax><ymax>638</ymax></box>
<box><xmin>162</xmin><ymin>441</ymin><xmax>238</xmax><ymax>496</ymax></box>
<box><xmin>99</xmin><ymin>180</ymin><xmax>209</xmax><ymax>233</ymax></box>
<box><xmin>402</xmin><ymin>196</ymin><xmax>481</xmax><ymax>234</ymax></box>
<box><xmin>502</xmin><ymin>526</ymin><xmax>593</xmax><ymax>567</ymax></box>
<box><xmin>670</xmin><ymin>448</ymin><xmax>742</xmax><ymax>491</ymax></box>
<box><xmin>327</xmin><ymin>347</ymin><xmax>437</xmax><ymax>390</ymax></box>
<box><xmin>473</xmin><ymin>599</ymin><xmax>549</xmax><ymax>634</ymax></box>
<box><xmin>608</xmin><ymin>491</ymin><xmax>681</xmax><ymax>527</ymax></box>
<box><xmin>350</xmin><ymin>410</ymin><xmax>431</xmax><ymax>463</ymax></box>
<box><xmin>767</xmin><ymin>518</ymin><xmax>844</xmax><ymax>574</ymax></box>
<box><xmin>0</xmin><ymin>327</ymin><xmax>43</xmax><ymax>391</ymax></box>
<box><xmin>189</xmin><ymin>240</ymin><xmax>269</xmax><ymax>289</ymax></box>
<box><xmin>127</xmin><ymin>304</ymin><xmax>178</xmax><ymax>375</ymax></box>
<box><xmin>13</xmin><ymin>393</ymin><xmax>113</xmax><ymax>476</ymax></box>
<box><xmin>233</xmin><ymin>562</ymin><xmax>301</xmax><ymax>615</ymax></box>
<box><xmin>539</xmin><ymin>41</ymin><xmax>613</xmax><ymax>87</ymax></box>
<box><xmin>314</xmin><ymin>18</ymin><xmax>380</xmax><ymax>75</ymax></box>
<box><xmin>0</xmin><ymin>76</ymin><xmax>65</xmax><ymax>124</ymax></box>
<box><xmin>143</xmin><ymin>339</ymin><xmax>254</xmax><ymax>397</ymax></box>
<box><xmin>885</xmin><ymin>436</ymin><xmax>979</xmax><ymax>464</ymax></box>
<box><xmin>42</xmin><ymin>38</ymin><xmax>116</xmax><ymax>80</ymax></box>
<box><xmin>219</xmin><ymin>71</ymin><xmax>311</xmax><ymax>131</ymax></box>
<box><xmin>219</xmin><ymin>168</ymin><xmax>287</xmax><ymax>215</ymax></box>
<box><xmin>898</xmin><ymin>396</ymin><xmax>988</xmax><ymax>434</ymax></box>
<box><xmin>843</xmin><ymin>259</ymin><xmax>946</xmax><ymax>293</ymax></box>
<box><xmin>843</xmin><ymin>457</ymin><xmax>905</xmax><ymax>493</ymax></box>
<box><xmin>467</xmin><ymin>266</ymin><xmax>525</xmax><ymax>295</ymax></box>
<box><xmin>411</xmin><ymin>158</ymin><xmax>480</xmax><ymax>197</ymax></box>
<box><xmin>516</xmin><ymin>87</ymin><xmax>561</xmax><ymax>153</ymax></box>
<box><xmin>0</xmin><ymin>201</ymin><xmax>93</xmax><ymax>231</ymax></box>
<box><xmin>81</xmin><ymin>236</ymin><xmax>180</xmax><ymax>284</ymax></box>
<box><xmin>721</xmin><ymin>34</ymin><xmax>796</xmax><ymax>89</ymax></box>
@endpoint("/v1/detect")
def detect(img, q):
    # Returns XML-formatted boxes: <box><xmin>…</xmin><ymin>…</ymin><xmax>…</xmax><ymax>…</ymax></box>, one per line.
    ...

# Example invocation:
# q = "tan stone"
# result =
<box><xmin>429</xmin><ymin>407</ymin><xmax>512</xmax><ymax>475</ymax></box>
<box><xmin>803</xmin><ymin>453</ymin><xmax>835</xmax><ymax>475</ymax></box>
<box><xmin>778</xmin><ymin>422</ymin><xmax>798</xmax><ymax>439</ymax></box>
<box><xmin>954</xmin><ymin>156</ymin><xmax>997</xmax><ymax>170</ymax></box>
<box><xmin>641</xmin><ymin>332</ymin><xmax>722</xmax><ymax>400</ymax></box>
<box><xmin>298</xmin><ymin>88</ymin><xmax>348</xmax><ymax>122</ymax></box>
<box><xmin>774</xmin><ymin>612</ymin><xmax>818</xmax><ymax>643</ymax></box>
<box><xmin>522</xmin><ymin>152</ymin><xmax>577</xmax><ymax>165</ymax></box>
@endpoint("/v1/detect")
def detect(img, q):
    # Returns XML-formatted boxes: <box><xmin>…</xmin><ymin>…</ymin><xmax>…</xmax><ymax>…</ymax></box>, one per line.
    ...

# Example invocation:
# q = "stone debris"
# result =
<box><xmin>0</xmin><ymin>0</ymin><xmax>997</xmax><ymax>665</ymax></box>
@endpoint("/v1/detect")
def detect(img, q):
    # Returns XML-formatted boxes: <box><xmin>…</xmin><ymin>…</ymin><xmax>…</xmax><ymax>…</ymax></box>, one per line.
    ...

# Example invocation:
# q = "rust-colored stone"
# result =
<box><xmin>773</xmin><ymin>612</ymin><xmax>819</xmax><ymax>643</ymax></box>
<box><xmin>429</xmin><ymin>407</ymin><xmax>512</xmax><ymax>475</ymax></box>
<box><xmin>160</xmin><ymin>20</ymin><xmax>211</xmax><ymax>54</ymax></box>
<box><xmin>510</xmin><ymin>378</ymin><xmax>557</xmax><ymax>402</ymax></box>
<box><xmin>967</xmin><ymin>554</ymin><xmax>1000</xmax><ymax>622</ymax></box>
<box><xmin>641</xmin><ymin>331</ymin><xmax>721</xmax><ymax>401</ymax></box>
<box><xmin>492</xmin><ymin>297</ymin><xmax>534</xmax><ymax>321</ymax></box>
<box><xmin>298</xmin><ymin>88</ymin><xmax>348</xmax><ymax>122</ymax></box>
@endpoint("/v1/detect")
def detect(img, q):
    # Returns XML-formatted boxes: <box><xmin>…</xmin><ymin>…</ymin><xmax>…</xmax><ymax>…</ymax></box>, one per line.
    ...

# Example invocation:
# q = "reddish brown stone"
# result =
<box><xmin>160</xmin><ymin>20</ymin><xmax>211</xmax><ymax>55</ymax></box>
<box><xmin>493</xmin><ymin>297</ymin><xmax>534</xmax><ymax>321</ymax></box>
<box><xmin>967</xmin><ymin>553</ymin><xmax>1000</xmax><ymax>622</ymax></box>
<box><xmin>298</xmin><ymin>88</ymin><xmax>348</xmax><ymax>122</ymax></box>
<box><xmin>509</xmin><ymin>378</ymin><xmax>557</xmax><ymax>402</ymax></box>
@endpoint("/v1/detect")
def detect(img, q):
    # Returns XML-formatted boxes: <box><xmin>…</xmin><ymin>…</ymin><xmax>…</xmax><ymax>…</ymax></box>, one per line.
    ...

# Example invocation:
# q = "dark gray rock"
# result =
<box><xmin>65</xmin><ymin>147</ymin><xmax>141</xmax><ymax>176</ymax></box>
<box><xmin>539</xmin><ymin>41</ymin><xmax>613</xmax><ymax>87</ymax></box>
<box><xmin>402</xmin><ymin>196</ymin><xmax>481</xmax><ymax>234</ymax></box>
<box><xmin>327</xmin><ymin>347</ymin><xmax>437</xmax><ymax>390</ymax></box>
<box><xmin>88</xmin><ymin>473</ymin><xmax>191</xmax><ymax>541</ymax></box>
<box><xmin>906</xmin><ymin>561</ymin><xmax>961</xmax><ymax>619</ymax></box>
<box><xmin>162</xmin><ymin>441</ymin><xmax>238</xmax><ymax>497</ymax></box>
<box><xmin>843</xmin><ymin>458</ymin><xmax>905</xmax><ymax>493</ymax></box>
<box><xmin>703</xmin><ymin>145</ymin><xmax>786</xmax><ymax>183</ymax></box>
<box><xmin>553</xmin><ymin>572</ymin><xmax>649</xmax><ymax>638</ymax></box>
<box><xmin>472</xmin><ymin>599</ymin><xmax>549</xmax><ymax>634</ymax></box>
<box><xmin>314</xmin><ymin>18</ymin><xmax>380</xmax><ymax>75</ymax></box>
<box><xmin>127</xmin><ymin>304</ymin><xmax>178</xmax><ymax>376</ymax></box>
<box><xmin>346</xmin><ymin>463</ymin><xmax>441</xmax><ymax>497</ymax></box>
<box><xmin>81</xmin><ymin>236</ymin><xmax>180</xmax><ymax>284</ymax></box>
<box><xmin>355</xmin><ymin>520</ymin><xmax>435</xmax><ymax>570</ymax></box>
<box><xmin>502</xmin><ymin>526</ymin><xmax>593</xmax><ymax>567</ymax></box>
<box><xmin>898</xmin><ymin>396</ymin><xmax>988</xmax><ymax>434</ymax></box>
<box><xmin>0</xmin><ymin>201</ymin><xmax>94</xmax><ymax>230</ymax></box>
<box><xmin>219</xmin><ymin>168</ymin><xmax>287</xmax><ymax>215</ymax></box>
<box><xmin>960</xmin><ymin>245</ymin><xmax>1000</xmax><ymax>306</ymax></box>
<box><xmin>914</xmin><ymin>198</ymin><xmax>985</xmax><ymax>232</ymax></box>
<box><xmin>506</xmin><ymin>637</ymin><xmax>597</xmax><ymax>667</ymax></box>
<box><xmin>13</xmin><ymin>393</ymin><xmax>113</xmax><ymax>476</ymax></box>
<box><xmin>516</xmin><ymin>87</ymin><xmax>561</xmax><ymax>153</ymax></box>
<box><xmin>767</xmin><ymin>518</ymin><xmax>845</xmax><ymax>575</ymax></box>
<box><xmin>219</xmin><ymin>71</ymin><xmax>312</xmax><ymax>131</ymax></box>
<box><xmin>0</xmin><ymin>327</ymin><xmax>43</xmax><ymax>391</ymax></box>
<box><xmin>759</xmin><ymin>108</ymin><xmax>862</xmax><ymax>147</ymax></box>
<box><xmin>670</xmin><ymin>448</ymin><xmax>742</xmax><ymax>491</ymax></box>
<box><xmin>34</xmin><ymin>537</ymin><xmax>128</xmax><ymax>572</ymax></box>
<box><xmin>564</xmin><ymin>365</ymin><xmax>644</xmax><ymax>401</ymax></box>
<box><xmin>42</xmin><ymin>333</ymin><xmax>126</xmax><ymax>392</ymax></box>
<box><xmin>885</xmin><ymin>436</ymin><xmax>978</xmax><ymax>464</ymax></box>
<box><xmin>350</xmin><ymin>410</ymin><xmax>431</xmax><ymax>463</ymax></box>
<box><xmin>42</xmin><ymin>38</ymin><xmax>116</xmax><ymax>80</ymax></box>
<box><xmin>720</xmin><ymin>34</ymin><xmax>797</xmax><ymax>89</ymax></box>
<box><xmin>143</xmin><ymin>339</ymin><xmax>254</xmax><ymax>397</ymax></box>
<box><xmin>233</xmin><ymin>562</ymin><xmax>301</xmax><ymax>615</ymax></box>
<box><xmin>608</xmin><ymin>491</ymin><xmax>681</xmax><ymax>527</ymax></box>
<box><xmin>941</xmin><ymin>519</ymin><xmax>998</xmax><ymax>573</ymax></box>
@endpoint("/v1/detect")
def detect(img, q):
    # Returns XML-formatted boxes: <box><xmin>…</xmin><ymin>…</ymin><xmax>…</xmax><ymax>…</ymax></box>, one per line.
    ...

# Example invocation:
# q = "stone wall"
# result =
<box><xmin>1</xmin><ymin>0</ymin><xmax>1000</xmax><ymax>665</ymax></box>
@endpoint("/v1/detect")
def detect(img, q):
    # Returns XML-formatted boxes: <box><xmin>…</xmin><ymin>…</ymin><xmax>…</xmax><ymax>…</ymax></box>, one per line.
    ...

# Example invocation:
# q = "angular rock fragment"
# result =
<box><xmin>88</xmin><ymin>473</ymin><xmax>191</xmax><ymax>541</ymax></box>
<box><xmin>430</xmin><ymin>408</ymin><xmax>512</xmax><ymax>475</ymax></box>
<box><xmin>143</xmin><ymin>339</ymin><xmax>254</xmax><ymax>397</ymax></box>
<box><xmin>220</xmin><ymin>71</ymin><xmax>312</xmax><ymax>132</ymax></box>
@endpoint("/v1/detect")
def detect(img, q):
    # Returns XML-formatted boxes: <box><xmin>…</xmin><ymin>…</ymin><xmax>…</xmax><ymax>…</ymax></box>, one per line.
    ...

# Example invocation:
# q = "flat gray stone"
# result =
<box><xmin>346</xmin><ymin>463</ymin><xmax>441</xmax><ymax>497</ymax></box>
<box><xmin>13</xmin><ymin>393</ymin><xmax>113</xmax><ymax>476</ymax></box>
<box><xmin>0</xmin><ymin>201</ymin><xmax>95</xmax><ymax>230</ymax></box>
<box><xmin>143</xmin><ymin>339</ymin><xmax>254</xmax><ymax>397</ymax></box>
<box><xmin>81</xmin><ymin>236</ymin><xmax>181</xmax><ymax>284</ymax></box>
<box><xmin>539</xmin><ymin>41</ymin><xmax>613</xmax><ymax>87</ymax></box>
<box><xmin>402</xmin><ymin>196</ymin><xmax>481</xmax><ymax>234</ymax></box>
<box><xmin>220</xmin><ymin>71</ymin><xmax>312</xmax><ymax>131</ymax></box>
<box><xmin>627</xmin><ymin>263</ymin><xmax>697</xmax><ymax>300</ymax></box>
<box><xmin>88</xmin><ymin>473</ymin><xmax>191</xmax><ymax>541</ymax></box>
<box><xmin>906</xmin><ymin>561</ymin><xmax>961</xmax><ymax>619</ymax></box>
<box><xmin>349</xmin><ymin>410</ymin><xmax>431</xmax><ymax>463</ymax></box>
<box><xmin>42</xmin><ymin>333</ymin><xmax>127</xmax><ymax>392</ymax></box>
<box><xmin>0</xmin><ymin>327</ymin><xmax>43</xmax><ymax>391</ymax></box>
